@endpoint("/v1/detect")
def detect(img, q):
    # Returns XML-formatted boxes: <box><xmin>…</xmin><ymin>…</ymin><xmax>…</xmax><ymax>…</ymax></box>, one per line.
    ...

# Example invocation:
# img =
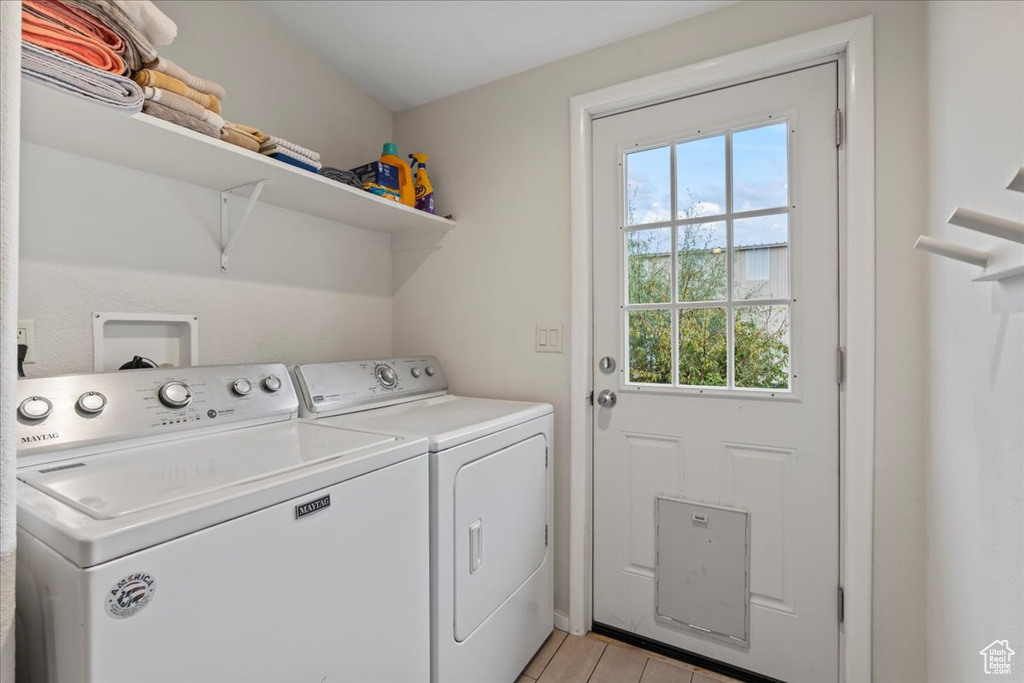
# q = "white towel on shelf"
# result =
<box><xmin>112</xmin><ymin>0</ymin><xmax>177</xmax><ymax>46</ymax></box>
<box><xmin>259</xmin><ymin>136</ymin><xmax>320</xmax><ymax>162</ymax></box>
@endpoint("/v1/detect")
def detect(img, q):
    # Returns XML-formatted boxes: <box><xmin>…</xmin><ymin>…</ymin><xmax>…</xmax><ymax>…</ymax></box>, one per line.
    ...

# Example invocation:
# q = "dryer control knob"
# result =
<box><xmin>76</xmin><ymin>392</ymin><xmax>107</xmax><ymax>415</ymax></box>
<box><xmin>18</xmin><ymin>396</ymin><xmax>53</xmax><ymax>421</ymax></box>
<box><xmin>410</xmin><ymin>368</ymin><xmax>422</xmax><ymax>379</ymax></box>
<box><xmin>232</xmin><ymin>378</ymin><xmax>253</xmax><ymax>396</ymax></box>
<box><xmin>376</xmin><ymin>365</ymin><xmax>398</xmax><ymax>388</ymax></box>
<box><xmin>263</xmin><ymin>376</ymin><xmax>283</xmax><ymax>393</ymax></box>
<box><xmin>158</xmin><ymin>381</ymin><xmax>193</xmax><ymax>409</ymax></box>
<box><xmin>424</xmin><ymin>366</ymin><xmax>436</xmax><ymax>377</ymax></box>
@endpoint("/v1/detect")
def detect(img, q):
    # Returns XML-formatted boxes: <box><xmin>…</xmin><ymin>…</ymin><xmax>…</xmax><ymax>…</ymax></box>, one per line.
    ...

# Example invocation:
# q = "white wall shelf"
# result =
<box><xmin>20</xmin><ymin>80</ymin><xmax>455</xmax><ymax>261</ymax></box>
<box><xmin>914</xmin><ymin>168</ymin><xmax>1024</xmax><ymax>283</ymax></box>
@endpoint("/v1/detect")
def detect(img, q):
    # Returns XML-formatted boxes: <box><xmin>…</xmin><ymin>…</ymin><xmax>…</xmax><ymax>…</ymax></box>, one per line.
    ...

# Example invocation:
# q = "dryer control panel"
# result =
<box><xmin>15</xmin><ymin>363</ymin><xmax>298</xmax><ymax>461</ymax></box>
<box><xmin>294</xmin><ymin>356</ymin><xmax>449</xmax><ymax>418</ymax></box>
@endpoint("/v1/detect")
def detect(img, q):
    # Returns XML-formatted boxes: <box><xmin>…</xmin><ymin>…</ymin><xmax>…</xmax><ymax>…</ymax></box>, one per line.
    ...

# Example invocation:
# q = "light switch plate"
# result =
<box><xmin>17</xmin><ymin>320</ymin><xmax>36</xmax><ymax>363</ymax></box>
<box><xmin>536</xmin><ymin>324</ymin><xmax>563</xmax><ymax>353</ymax></box>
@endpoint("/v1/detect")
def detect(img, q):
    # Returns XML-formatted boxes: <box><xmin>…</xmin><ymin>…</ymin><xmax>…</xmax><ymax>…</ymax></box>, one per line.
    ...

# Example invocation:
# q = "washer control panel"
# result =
<box><xmin>294</xmin><ymin>356</ymin><xmax>448</xmax><ymax>418</ymax></box>
<box><xmin>15</xmin><ymin>363</ymin><xmax>298</xmax><ymax>459</ymax></box>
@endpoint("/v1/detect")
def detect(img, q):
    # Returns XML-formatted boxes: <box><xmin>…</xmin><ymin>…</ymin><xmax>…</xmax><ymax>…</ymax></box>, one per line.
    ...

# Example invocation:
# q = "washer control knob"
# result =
<box><xmin>263</xmin><ymin>376</ymin><xmax>283</xmax><ymax>393</ymax></box>
<box><xmin>158</xmin><ymin>381</ymin><xmax>193</xmax><ymax>409</ymax></box>
<box><xmin>410</xmin><ymin>367</ymin><xmax>422</xmax><ymax>379</ymax></box>
<box><xmin>76</xmin><ymin>392</ymin><xmax>107</xmax><ymax>415</ymax></box>
<box><xmin>18</xmin><ymin>396</ymin><xmax>53</xmax><ymax>421</ymax></box>
<box><xmin>232</xmin><ymin>378</ymin><xmax>253</xmax><ymax>396</ymax></box>
<box><xmin>425</xmin><ymin>366</ymin><xmax>436</xmax><ymax>377</ymax></box>
<box><xmin>376</xmin><ymin>364</ymin><xmax>398</xmax><ymax>388</ymax></box>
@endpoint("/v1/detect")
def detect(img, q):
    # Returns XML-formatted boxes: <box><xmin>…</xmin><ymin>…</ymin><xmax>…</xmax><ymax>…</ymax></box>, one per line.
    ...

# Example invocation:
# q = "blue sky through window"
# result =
<box><xmin>626</xmin><ymin>123</ymin><xmax>788</xmax><ymax>246</ymax></box>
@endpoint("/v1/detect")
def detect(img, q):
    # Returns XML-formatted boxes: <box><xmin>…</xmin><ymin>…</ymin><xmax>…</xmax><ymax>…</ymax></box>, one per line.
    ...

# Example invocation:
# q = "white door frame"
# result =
<box><xmin>568</xmin><ymin>17</ymin><xmax>875</xmax><ymax>683</ymax></box>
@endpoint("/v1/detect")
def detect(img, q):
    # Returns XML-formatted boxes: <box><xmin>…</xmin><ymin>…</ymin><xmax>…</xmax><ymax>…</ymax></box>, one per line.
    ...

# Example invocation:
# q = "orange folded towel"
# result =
<box><xmin>132</xmin><ymin>69</ymin><xmax>221</xmax><ymax>114</ymax></box>
<box><xmin>22</xmin><ymin>0</ymin><xmax>126</xmax><ymax>74</ymax></box>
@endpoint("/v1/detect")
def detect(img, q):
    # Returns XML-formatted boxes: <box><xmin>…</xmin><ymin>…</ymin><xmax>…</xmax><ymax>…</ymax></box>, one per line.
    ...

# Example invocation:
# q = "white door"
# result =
<box><xmin>592</xmin><ymin>63</ymin><xmax>840</xmax><ymax>683</ymax></box>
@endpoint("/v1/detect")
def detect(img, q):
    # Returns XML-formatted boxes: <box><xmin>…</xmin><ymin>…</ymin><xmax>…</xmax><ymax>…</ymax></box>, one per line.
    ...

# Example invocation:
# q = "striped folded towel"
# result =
<box><xmin>260</xmin><ymin>144</ymin><xmax>320</xmax><ymax>169</ymax></box>
<box><xmin>146</xmin><ymin>56</ymin><xmax>225</xmax><ymax>100</ymax></box>
<box><xmin>143</xmin><ymin>86</ymin><xmax>224</xmax><ymax>129</ymax></box>
<box><xmin>142</xmin><ymin>99</ymin><xmax>219</xmax><ymax>139</ymax></box>
<box><xmin>133</xmin><ymin>68</ymin><xmax>221</xmax><ymax>113</ymax></box>
<box><xmin>21</xmin><ymin>41</ymin><xmax>143</xmax><ymax>111</ymax></box>
<box><xmin>259</xmin><ymin>135</ymin><xmax>320</xmax><ymax>162</ymax></box>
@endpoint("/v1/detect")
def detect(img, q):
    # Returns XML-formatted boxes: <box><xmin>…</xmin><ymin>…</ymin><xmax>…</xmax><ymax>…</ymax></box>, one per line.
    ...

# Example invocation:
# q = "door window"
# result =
<box><xmin>623</xmin><ymin>122</ymin><xmax>792</xmax><ymax>392</ymax></box>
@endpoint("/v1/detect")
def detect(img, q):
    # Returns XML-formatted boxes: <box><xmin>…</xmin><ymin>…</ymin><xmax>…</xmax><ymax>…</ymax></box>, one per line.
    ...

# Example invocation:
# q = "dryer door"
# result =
<box><xmin>453</xmin><ymin>434</ymin><xmax>547</xmax><ymax>641</ymax></box>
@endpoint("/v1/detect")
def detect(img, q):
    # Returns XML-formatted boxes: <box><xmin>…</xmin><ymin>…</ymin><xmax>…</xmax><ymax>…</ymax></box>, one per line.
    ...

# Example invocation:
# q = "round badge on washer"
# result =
<box><xmin>106</xmin><ymin>572</ymin><xmax>156</xmax><ymax>618</ymax></box>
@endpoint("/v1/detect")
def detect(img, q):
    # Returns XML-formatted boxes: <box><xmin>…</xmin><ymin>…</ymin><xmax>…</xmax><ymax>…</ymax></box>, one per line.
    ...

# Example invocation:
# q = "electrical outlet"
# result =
<box><xmin>17</xmin><ymin>320</ymin><xmax>36</xmax><ymax>363</ymax></box>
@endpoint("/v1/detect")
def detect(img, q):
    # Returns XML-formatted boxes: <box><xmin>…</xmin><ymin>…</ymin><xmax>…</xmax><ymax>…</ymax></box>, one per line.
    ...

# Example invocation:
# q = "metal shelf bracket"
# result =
<box><xmin>220</xmin><ymin>179</ymin><xmax>269</xmax><ymax>272</ymax></box>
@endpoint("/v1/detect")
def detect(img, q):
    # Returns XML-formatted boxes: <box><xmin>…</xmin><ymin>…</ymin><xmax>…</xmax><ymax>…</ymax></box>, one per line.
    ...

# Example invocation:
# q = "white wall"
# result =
<box><xmin>393</xmin><ymin>2</ymin><xmax>930</xmax><ymax>680</ymax></box>
<box><xmin>157</xmin><ymin>0</ymin><xmax>392</xmax><ymax>170</ymax></box>
<box><xmin>18</xmin><ymin>0</ymin><xmax>396</xmax><ymax>376</ymax></box>
<box><xmin>925</xmin><ymin>3</ymin><xmax>1024</xmax><ymax>682</ymax></box>
<box><xmin>19</xmin><ymin>144</ymin><xmax>392</xmax><ymax>373</ymax></box>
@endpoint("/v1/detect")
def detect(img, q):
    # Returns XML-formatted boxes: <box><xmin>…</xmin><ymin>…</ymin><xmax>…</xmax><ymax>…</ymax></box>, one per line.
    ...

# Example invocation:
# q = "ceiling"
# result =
<box><xmin>251</xmin><ymin>1</ymin><xmax>734</xmax><ymax>112</ymax></box>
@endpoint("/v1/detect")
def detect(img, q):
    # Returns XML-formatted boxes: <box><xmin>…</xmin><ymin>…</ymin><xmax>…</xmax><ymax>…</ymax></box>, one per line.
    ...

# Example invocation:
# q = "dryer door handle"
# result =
<box><xmin>469</xmin><ymin>519</ymin><xmax>483</xmax><ymax>574</ymax></box>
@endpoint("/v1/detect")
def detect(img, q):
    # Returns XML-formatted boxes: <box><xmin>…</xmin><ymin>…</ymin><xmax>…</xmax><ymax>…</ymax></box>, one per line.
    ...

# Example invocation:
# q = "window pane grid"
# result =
<box><xmin>670</xmin><ymin>143</ymin><xmax>679</xmax><ymax>386</ymax></box>
<box><xmin>624</xmin><ymin>120</ymin><xmax>792</xmax><ymax>392</ymax></box>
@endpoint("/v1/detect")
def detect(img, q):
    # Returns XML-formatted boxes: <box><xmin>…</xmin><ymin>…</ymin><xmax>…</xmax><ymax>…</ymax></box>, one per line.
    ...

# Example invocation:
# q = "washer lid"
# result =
<box><xmin>322</xmin><ymin>395</ymin><xmax>553</xmax><ymax>451</ymax></box>
<box><xmin>19</xmin><ymin>422</ymin><xmax>394</xmax><ymax>520</ymax></box>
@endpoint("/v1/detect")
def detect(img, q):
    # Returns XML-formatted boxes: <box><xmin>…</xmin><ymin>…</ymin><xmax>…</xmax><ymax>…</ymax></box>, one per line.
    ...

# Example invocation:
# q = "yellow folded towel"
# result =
<box><xmin>220</xmin><ymin>124</ymin><xmax>261</xmax><ymax>152</ymax></box>
<box><xmin>132</xmin><ymin>69</ymin><xmax>221</xmax><ymax>114</ymax></box>
<box><xmin>231</xmin><ymin>123</ymin><xmax>269</xmax><ymax>145</ymax></box>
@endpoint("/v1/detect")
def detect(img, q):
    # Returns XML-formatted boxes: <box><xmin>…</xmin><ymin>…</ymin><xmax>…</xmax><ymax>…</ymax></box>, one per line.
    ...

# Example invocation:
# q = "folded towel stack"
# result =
<box><xmin>220</xmin><ymin>123</ymin><xmax>264</xmax><ymax>152</ymax></box>
<box><xmin>20</xmin><ymin>1</ymin><xmax>338</xmax><ymax>181</ymax></box>
<box><xmin>22</xmin><ymin>41</ymin><xmax>144</xmax><ymax>111</ymax></box>
<box><xmin>259</xmin><ymin>136</ymin><xmax>322</xmax><ymax>172</ymax></box>
<box><xmin>133</xmin><ymin>57</ymin><xmax>227</xmax><ymax>139</ymax></box>
<box><xmin>20</xmin><ymin>0</ymin><xmax>166</xmax><ymax>109</ymax></box>
<box><xmin>61</xmin><ymin>0</ymin><xmax>157</xmax><ymax>70</ymax></box>
<box><xmin>142</xmin><ymin>86</ymin><xmax>223</xmax><ymax>129</ymax></box>
<box><xmin>112</xmin><ymin>0</ymin><xmax>176</xmax><ymax>46</ymax></box>
<box><xmin>22</xmin><ymin>0</ymin><xmax>129</xmax><ymax>74</ymax></box>
<box><xmin>319</xmin><ymin>167</ymin><xmax>363</xmax><ymax>189</ymax></box>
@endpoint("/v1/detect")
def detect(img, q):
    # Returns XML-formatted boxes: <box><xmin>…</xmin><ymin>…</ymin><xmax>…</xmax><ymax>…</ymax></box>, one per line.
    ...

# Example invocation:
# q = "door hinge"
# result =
<box><xmin>836</xmin><ymin>346</ymin><xmax>846</xmax><ymax>387</ymax></box>
<box><xmin>587</xmin><ymin>391</ymin><xmax>594</xmax><ymax>406</ymax></box>
<box><xmin>835</xmin><ymin>109</ymin><xmax>844</xmax><ymax>148</ymax></box>
<box><xmin>544</xmin><ymin>524</ymin><xmax>549</xmax><ymax>546</ymax></box>
<box><xmin>838</xmin><ymin>585</ymin><xmax>845</xmax><ymax>623</ymax></box>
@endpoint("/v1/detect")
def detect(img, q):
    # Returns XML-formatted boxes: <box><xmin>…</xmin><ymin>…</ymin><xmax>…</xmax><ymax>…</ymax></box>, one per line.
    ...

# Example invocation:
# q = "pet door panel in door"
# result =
<box><xmin>655</xmin><ymin>497</ymin><xmax>749</xmax><ymax>644</ymax></box>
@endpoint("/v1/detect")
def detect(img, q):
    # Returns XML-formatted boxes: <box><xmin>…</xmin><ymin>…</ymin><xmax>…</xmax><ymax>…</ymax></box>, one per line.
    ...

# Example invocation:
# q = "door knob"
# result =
<box><xmin>597</xmin><ymin>390</ymin><xmax>617</xmax><ymax>408</ymax></box>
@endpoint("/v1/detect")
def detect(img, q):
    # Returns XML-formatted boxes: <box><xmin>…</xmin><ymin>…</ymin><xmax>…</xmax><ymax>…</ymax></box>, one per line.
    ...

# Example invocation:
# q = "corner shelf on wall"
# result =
<box><xmin>20</xmin><ymin>80</ymin><xmax>455</xmax><ymax>268</ymax></box>
<box><xmin>913</xmin><ymin>167</ymin><xmax>1024</xmax><ymax>282</ymax></box>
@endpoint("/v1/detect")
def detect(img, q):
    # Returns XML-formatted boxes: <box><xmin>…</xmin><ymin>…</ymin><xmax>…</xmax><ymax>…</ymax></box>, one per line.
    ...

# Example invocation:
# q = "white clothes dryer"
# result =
<box><xmin>294</xmin><ymin>357</ymin><xmax>554</xmax><ymax>683</ymax></box>
<box><xmin>14</xmin><ymin>363</ymin><xmax>430</xmax><ymax>683</ymax></box>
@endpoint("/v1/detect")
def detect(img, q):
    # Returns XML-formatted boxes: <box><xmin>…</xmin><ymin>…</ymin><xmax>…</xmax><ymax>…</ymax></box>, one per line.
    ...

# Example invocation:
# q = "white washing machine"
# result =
<box><xmin>14</xmin><ymin>363</ymin><xmax>430</xmax><ymax>683</ymax></box>
<box><xmin>293</xmin><ymin>357</ymin><xmax>554</xmax><ymax>683</ymax></box>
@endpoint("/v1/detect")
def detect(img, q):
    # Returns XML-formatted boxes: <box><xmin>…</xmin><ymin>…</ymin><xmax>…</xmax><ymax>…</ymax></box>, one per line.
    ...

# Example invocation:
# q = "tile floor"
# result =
<box><xmin>519</xmin><ymin>630</ymin><xmax>743</xmax><ymax>683</ymax></box>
